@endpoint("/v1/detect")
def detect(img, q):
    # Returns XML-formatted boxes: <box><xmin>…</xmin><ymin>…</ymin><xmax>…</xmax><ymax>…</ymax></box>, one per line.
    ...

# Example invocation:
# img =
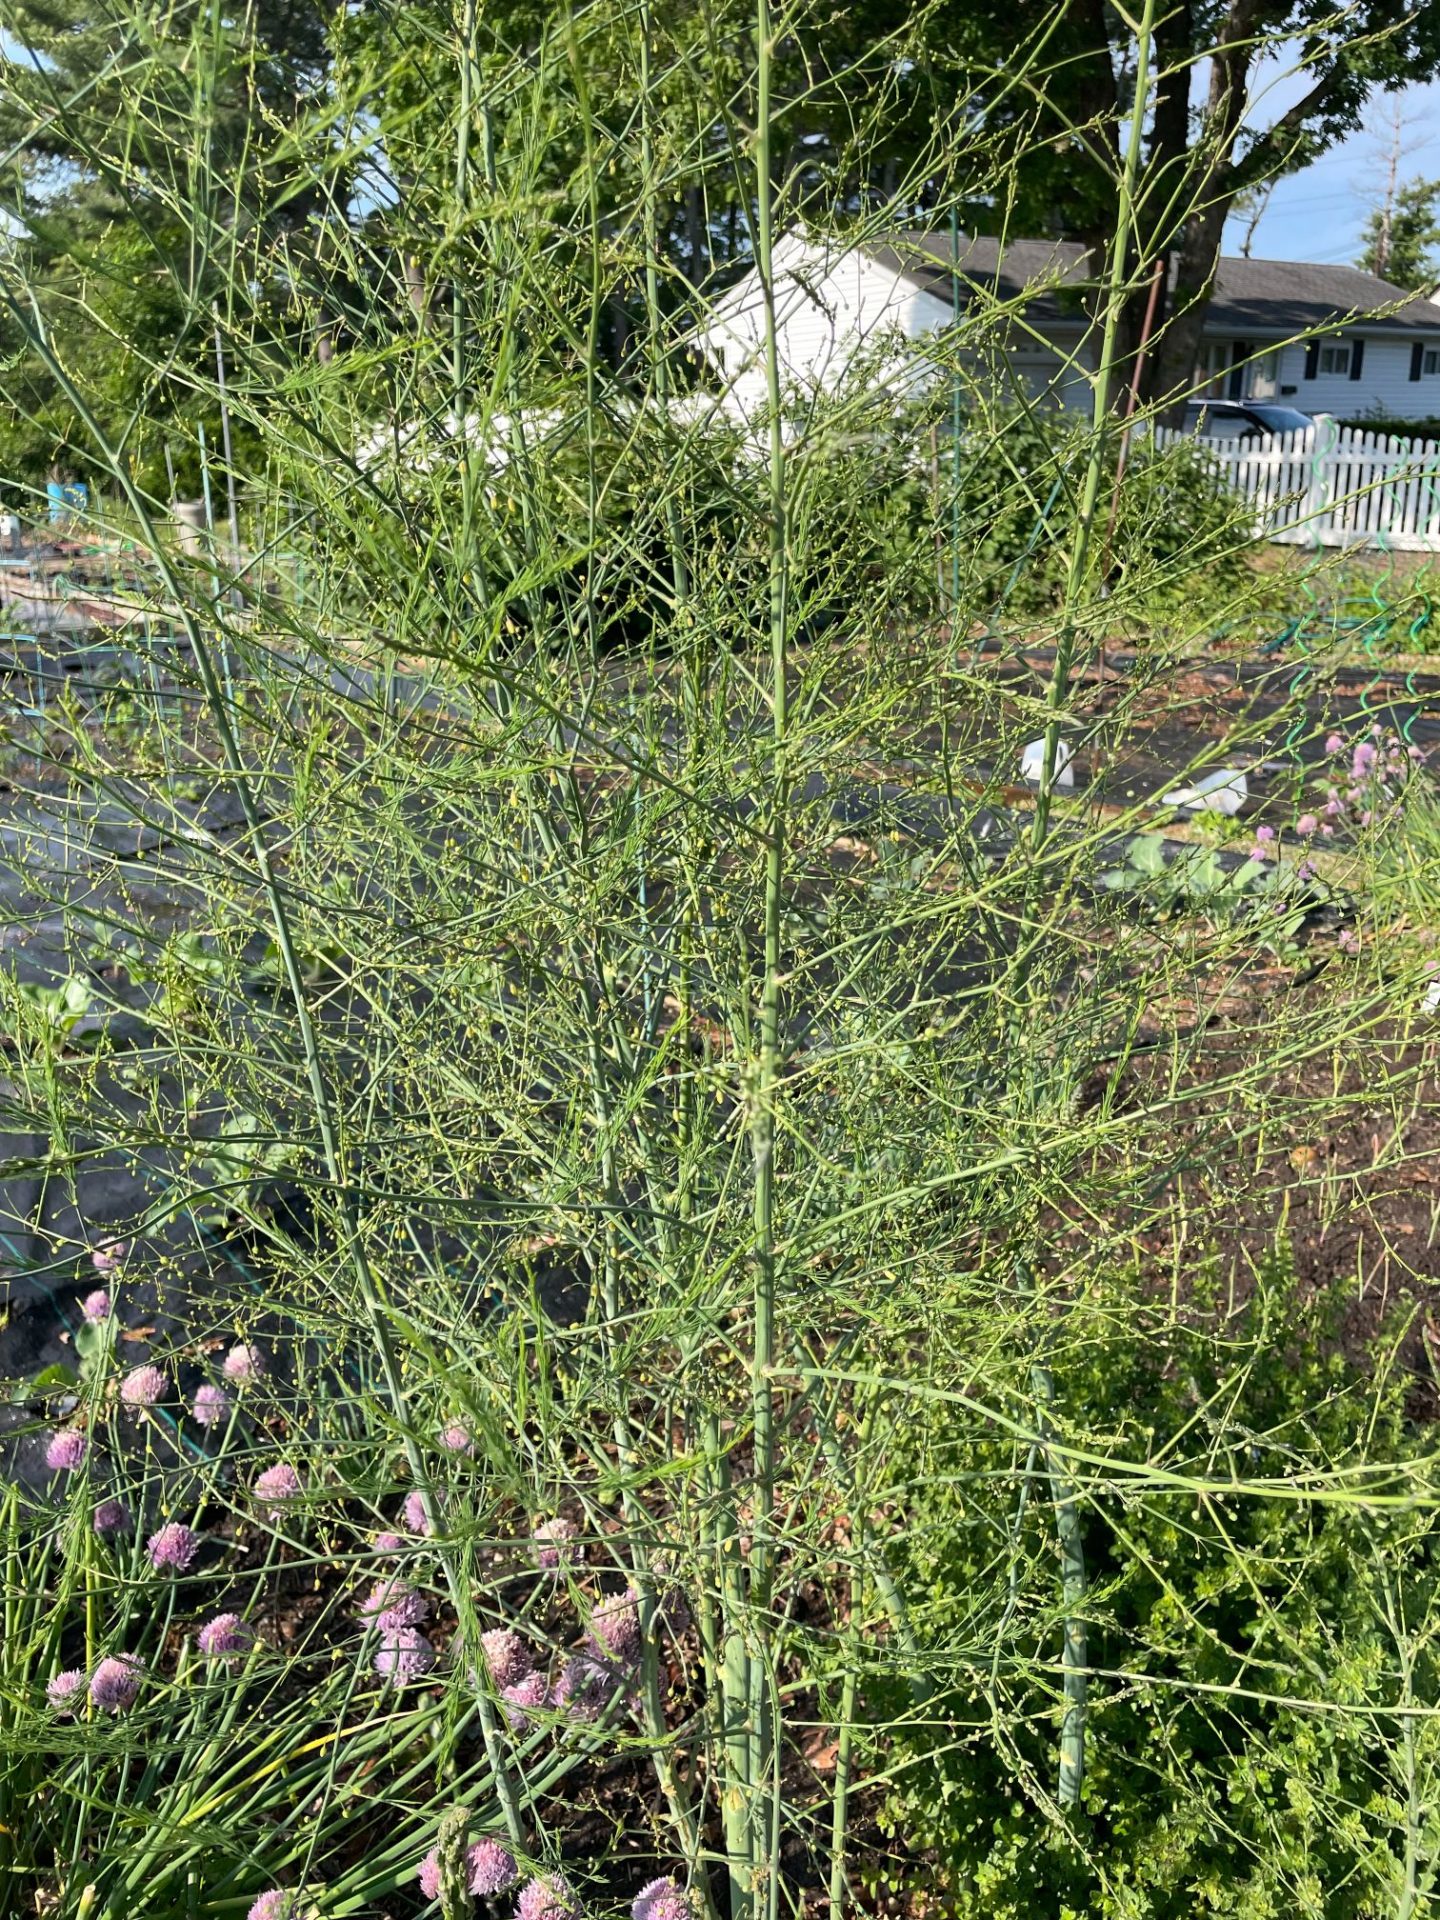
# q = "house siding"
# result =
<box><xmin>704</xmin><ymin>237</ymin><xmax>927</xmax><ymax>425</ymax></box>
<box><xmin>699</xmin><ymin>238</ymin><xmax>1440</xmax><ymax>431</ymax></box>
<box><xmin>1206</xmin><ymin>333</ymin><xmax>1440</xmax><ymax>421</ymax></box>
<box><xmin>701</xmin><ymin>239</ymin><xmax>1095</xmax><ymax>425</ymax></box>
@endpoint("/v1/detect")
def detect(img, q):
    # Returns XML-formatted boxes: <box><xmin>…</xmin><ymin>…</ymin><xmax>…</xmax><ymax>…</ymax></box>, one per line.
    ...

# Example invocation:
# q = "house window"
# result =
<box><xmin>1424</xmin><ymin>348</ymin><xmax>1440</xmax><ymax>376</ymax></box>
<box><xmin>1319</xmin><ymin>343</ymin><xmax>1351</xmax><ymax>376</ymax></box>
<box><xmin>1196</xmin><ymin>340</ymin><xmax>1229</xmax><ymax>398</ymax></box>
<box><xmin>1248</xmin><ymin>350</ymin><xmax>1280</xmax><ymax>400</ymax></box>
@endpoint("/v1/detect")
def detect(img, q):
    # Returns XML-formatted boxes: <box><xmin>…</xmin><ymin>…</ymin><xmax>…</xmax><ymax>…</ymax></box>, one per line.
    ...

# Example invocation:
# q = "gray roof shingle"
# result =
<box><xmin>868</xmin><ymin>231</ymin><xmax>1440</xmax><ymax>335</ymax></box>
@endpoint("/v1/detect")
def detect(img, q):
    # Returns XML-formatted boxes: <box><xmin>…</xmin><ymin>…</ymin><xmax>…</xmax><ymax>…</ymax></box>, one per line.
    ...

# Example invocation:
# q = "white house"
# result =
<box><xmin>697</xmin><ymin>229</ymin><xmax>1440</xmax><ymax>427</ymax></box>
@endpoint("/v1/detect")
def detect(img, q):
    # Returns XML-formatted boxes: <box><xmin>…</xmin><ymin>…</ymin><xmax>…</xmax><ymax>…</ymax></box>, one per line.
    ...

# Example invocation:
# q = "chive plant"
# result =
<box><xmin>1</xmin><ymin>2</ymin><xmax>1439</xmax><ymax>1917</ymax></box>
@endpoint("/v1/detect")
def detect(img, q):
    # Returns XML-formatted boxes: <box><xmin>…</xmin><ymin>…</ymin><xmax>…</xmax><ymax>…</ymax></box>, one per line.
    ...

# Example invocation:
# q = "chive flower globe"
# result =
<box><xmin>120</xmin><ymin>1364</ymin><xmax>168</xmax><ymax>1408</ymax></box>
<box><xmin>47</xmin><ymin>1669</ymin><xmax>87</xmax><ymax>1715</ymax></box>
<box><xmin>480</xmin><ymin>1627</ymin><xmax>533</xmax><ymax>1689</ymax></box>
<box><xmin>464</xmin><ymin>1840</ymin><xmax>518</xmax><ymax>1898</ymax></box>
<box><xmin>371</xmin><ymin>1529</ymin><xmax>405</xmax><ymax>1553</ymax></box>
<box><xmin>632</xmin><ymin>1879</ymin><xmax>693</xmax><ymax>1920</ymax></box>
<box><xmin>500</xmin><ymin>1670</ymin><xmax>549</xmax><ymax>1733</ymax></box>
<box><xmin>374</xmin><ymin>1625</ymin><xmax>436</xmax><ymax>1685</ymax></box>
<box><xmin>192</xmin><ymin>1382</ymin><xmax>231</xmax><ymax>1427</ymax></box>
<box><xmin>532</xmin><ymin>1515</ymin><xmax>580</xmax><ymax>1571</ymax></box>
<box><xmin>402</xmin><ymin>1489</ymin><xmax>434</xmax><ymax>1535</ymax></box>
<box><xmin>197</xmin><ymin>1613</ymin><xmax>254</xmax><ymax>1658</ymax></box>
<box><xmin>89</xmin><ymin>1655</ymin><xmax>143</xmax><ymax>1712</ymax></box>
<box><xmin>517</xmin><ymin>1873</ymin><xmax>582</xmax><ymax>1920</ymax></box>
<box><xmin>359</xmin><ymin>1577</ymin><xmax>428</xmax><ymax>1628</ymax></box>
<box><xmin>44</xmin><ymin>1429</ymin><xmax>87</xmax><ymax>1473</ymax></box>
<box><xmin>147</xmin><ymin>1521</ymin><xmax>200</xmax><ymax>1572</ymax></box>
<box><xmin>553</xmin><ymin>1652</ymin><xmax>624</xmax><ymax>1723</ymax></box>
<box><xmin>437</xmin><ymin>1421</ymin><xmax>475</xmax><ymax>1455</ymax></box>
<box><xmin>91</xmin><ymin>1239</ymin><xmax>128</xmax><ymax>1273</ymax></box>
<box><xmin>416</xmin><ymin>1838</ymin><xmax>518</xmax><ymax>1901</ymax></box>
<box><xmin>81</xmin><ymin>1288</ymin><xmax>112</xmax><ymax>1321</ymax></box>
<box><xmin>253</xmin><ymin>1462</ymin><xmax>303</xmax><ymax>1510</ymax></box>
<box><xmin>223</xmin><ymin>1342</ymin><xmax>265</xmax><ymax>1384</ymax></box>
<box><xmin>587</xmin><ymin>1588</ymin><xmax>641</xmax><ymax>1662</ymax></box>
<box><xmin>247</xmin><ymin>1892</ymin><xmax>300</xmax><ymax>1920</ymax></box>
<box><xmin>93</xmin><ymin>1497</ymin><xmax>132</xmax><ymax>1537</ymax></box>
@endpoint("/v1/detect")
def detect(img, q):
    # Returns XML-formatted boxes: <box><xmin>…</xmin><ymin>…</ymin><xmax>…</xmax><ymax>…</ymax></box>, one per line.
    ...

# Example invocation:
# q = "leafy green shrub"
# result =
<box><xmin>871</xmin><ymin>1253</ymin><xmax>1440</xmax><ymax>1918</ymax></box>
<box><xmin>949</xmin><ymin>407</ymin><xmax>1251</xmax><ymax>616</ymax></box>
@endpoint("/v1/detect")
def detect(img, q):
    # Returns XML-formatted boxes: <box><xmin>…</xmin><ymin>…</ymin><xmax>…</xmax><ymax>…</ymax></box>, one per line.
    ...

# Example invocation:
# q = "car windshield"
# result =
<box><xmin>1244</xmin><ymin>405</ymin><xmax>1312</xmax><ymax>432</ymax></box>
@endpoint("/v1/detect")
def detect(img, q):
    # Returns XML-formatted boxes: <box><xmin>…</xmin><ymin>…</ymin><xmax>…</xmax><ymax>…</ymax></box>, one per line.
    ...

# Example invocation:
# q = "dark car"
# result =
<box><xmin>1183</xmin><ymin>399</ymin><xmax>1315</xmax><ymax>440</ymax></box>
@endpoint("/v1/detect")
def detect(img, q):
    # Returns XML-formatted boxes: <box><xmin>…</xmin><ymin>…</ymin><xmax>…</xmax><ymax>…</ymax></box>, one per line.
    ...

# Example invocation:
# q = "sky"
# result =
<box><xmin>1219</xmin><ymin>71</ymin><xmax>1440</xmax><ymax>271</ymax></box>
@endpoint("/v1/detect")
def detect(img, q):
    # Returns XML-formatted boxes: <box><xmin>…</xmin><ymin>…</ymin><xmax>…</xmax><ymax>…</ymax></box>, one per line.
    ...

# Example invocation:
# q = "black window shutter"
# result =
<box><xmin>1304</xmin><ymin>340</ymin><xmax>1319</xmax><ymax>378</ymax></box>
<box><xmin>1412</xmin><ymin>342</ymin><xmax>1425</xmax><ymax>381</ymax></box>
<box><xmin>1350</xmin><ymin>338</ymin><xmax>1365</xmax><ymax>381</ymax></box>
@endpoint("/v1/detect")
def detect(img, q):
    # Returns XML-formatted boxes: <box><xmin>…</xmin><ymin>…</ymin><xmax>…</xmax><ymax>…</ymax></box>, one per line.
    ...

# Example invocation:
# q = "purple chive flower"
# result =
<box><xmin>197</xmin><ymin>1613</ymin><xmax>254</xmax><ymax>1658</ymax></box>
<box><xmin>223</xmin><ymin>1342</ymin><xmax>265</xmax><ymax>1384</ymax></box>
<box><xmin>553</xmin><ymin>1651</ymin><xmax>627</xmax><ymax>1723</ymax></box>
<box><xmin>359</xmin><ymin>1577</ymin><xmax>428</xmax><ymax>1628</ymax></box>
<box><xmin>465</xmin><ymin>1840</ymin><xmax>518</xmax><ymax>1898</ymax></box>
<box><xmin>374</xmin><ymin>1625</ymin><xmax>436</xmax><ymax>1685</ymax></box>
<box><xmin>1254</xmin><ymin>825</ymin><xmax>1276</xmax><ymax>843</ymax></box>
<box><xmin>147</xmin><ymin>1521</ymin><xmax>199</xmax><ymax>1572</ymax></box>
<box><xmin>371</xmin><ymin>1530</ymin><xmax>405</xmax><ymax>1553</ymax></box>
<box><xmin>533</xmin><ymin>1515</ymin><xmax>580</xmax><ymax>1571</ymax></box>
<box><xmin>1325</xmin><ymin>732</ymin><xmax>1344</xmax><ymax>755</ymax></box>
<box><xmin>587</xmin><ymin>1588</ymin><xmax>641</xmax><ymax>1662</ymax></box>
<box><xmin>247</xmin><ymin>1894</ymin><xmax>299</xmax><ymax>1920</ymax></box>
<box><xmin>93</xmin><ymin>1497</ymin><xmax>131</xmax><ymax>1537</ymax></box>
<box><xmin>437</xmin><ymin>1421</ymin><xmax>475</xmax><ymax>1455</ymax></box>
<box><xmin>47</xmin><ymin>1668</ymin><xmax>87</xmax><ymax>1715</ymax></box>
<box><xmin>82</xmin><ymin>1288</ymin><xmax>112</xmax><ymax>1321</ymax></box>
<box><xmin>44</xmin><ymin>1429</ymin><xmax>87</xmax><ymax>1473</ymax></box>
<box><xmin>1295</xmin><ymin>813</ymin><xmax>1318</xmax><ymax>836</ymax></box>
<box><xmin>89</xmin><ymin>1654</ymin><xmax>143</xmax><ymax>1712</ymax></box>
<box><xmin>500</xmin><ymin>1669</ymin><xmax>549</xmax><ymax>1733</ymax></box>
<box><xmin>480</xmin><ymin>1627</ymin><xmax>534</xmax><ymax>1689</ymax></box>
<box><xmin>91</xmin><ymin>1240</ymin><xmax>128</xmax><ymax>1274</ymax></box>
<box><xmin>633</xmin><ymin>1878</ymin><xmax>692</xmax><ymax>1920</ymax></box>
<box><xmin>253</xmin><ymin>1463</ymin><xmax>302</xmax><ymax>1511</ymax></box>
<box><xmin>402</xmin><ymin>1489</ymin><xmax>434</xmax><ymax>1536</ymax></box>
<box><xmin>1339</xmin><ymin>928</ymin><xmax>1361</xmax><ymax>954</ymax></box>
<box><xmin>517</xmin><ymin>1873</ymin><xmax>582</xmax><ymax>1920</ymax></box>
<box><xmin>192</xmin><ymin>1382</ymin><xmax>231</xmax><ymax>1427</ymax></box>
<box><xmin>1297</xmin><ymin>860</ymin><xmax>1317</xmax><ymax>882</ymax></box>
<box><xmin>1352</xmin><ymin>741</ymin><xmax>1378</xmax><ymax>780</ymax></box>
<box><xmin>417</xmin><ymin>1841</ymin><xmax>517</xmax><ymax>1902</ymax></box>
<box><xmin>120</xmin><ymin>1364</ymin><xmax>167</xmax><ymax>1408</ymax></box>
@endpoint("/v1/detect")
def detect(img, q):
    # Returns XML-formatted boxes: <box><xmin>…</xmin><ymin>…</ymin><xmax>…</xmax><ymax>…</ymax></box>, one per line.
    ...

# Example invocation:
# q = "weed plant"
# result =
<box><xmin>0</xmin><ymin>3</ymin><xmax>1439</xmax><ymax>1919</ymax></box>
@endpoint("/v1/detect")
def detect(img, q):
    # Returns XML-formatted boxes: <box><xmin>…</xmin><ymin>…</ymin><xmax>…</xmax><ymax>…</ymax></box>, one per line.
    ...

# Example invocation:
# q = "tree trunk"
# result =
<box><xmin>685</xmin><ymin>182</ymin><xmax>707</xmax><ymax>293</ymax></box>
<box><xmin>1142</xmin><ymin>0</ymin><xmax>1261</xmax><ymax>417</ymax></box>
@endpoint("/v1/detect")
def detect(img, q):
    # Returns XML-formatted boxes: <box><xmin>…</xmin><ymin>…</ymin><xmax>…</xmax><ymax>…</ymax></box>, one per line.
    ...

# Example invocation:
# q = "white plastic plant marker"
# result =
<box><xmin>1423</xmin><ymin>976</ymin><xmax>1440</xmax><ymax>1016</ymax></box>
<box><xmin>1020</xmin><ymin>737</ymin><xmax>1074</xmax><ymax>786</ymax></box>
<box><xmin>1162</xmin><ymin>768</ymin><xmax>1248</xmax><ymax>815</ymax></box>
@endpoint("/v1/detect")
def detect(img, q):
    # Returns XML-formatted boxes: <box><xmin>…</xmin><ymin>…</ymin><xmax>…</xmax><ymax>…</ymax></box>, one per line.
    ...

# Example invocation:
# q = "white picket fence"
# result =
<box><xmin>1152</xmin><ymin>422</ymin><xmax>1440</xmax><ymax>551</ymax></box>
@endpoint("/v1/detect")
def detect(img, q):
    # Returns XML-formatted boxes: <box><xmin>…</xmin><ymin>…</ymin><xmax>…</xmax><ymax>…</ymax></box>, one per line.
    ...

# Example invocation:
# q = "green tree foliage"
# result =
<box><xmin>952</xmin><ymin>0</ymin><xmax>1440</xmax><ymax>412</ymax></box>
<box><xmin>0</xmin><ymin>0</ymin><xmax>335</xmax><ymax>495</ymax></box>
<box><xmin>1358</xmin><ymin>178</ymin><xmax>1440</xmax><ymax>290</ymax></box>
